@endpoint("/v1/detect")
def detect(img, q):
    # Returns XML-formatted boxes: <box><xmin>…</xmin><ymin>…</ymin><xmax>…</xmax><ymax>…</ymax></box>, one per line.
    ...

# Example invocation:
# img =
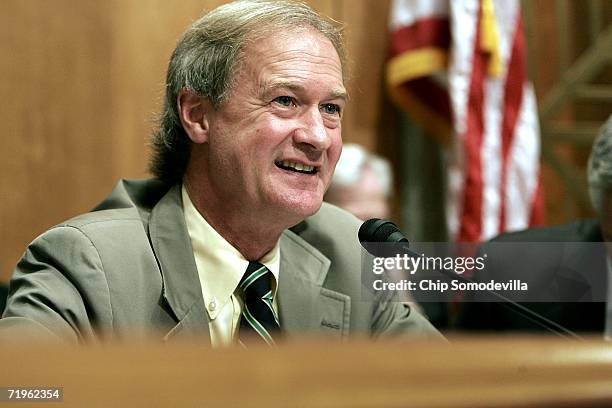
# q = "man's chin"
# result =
<box><xmin>275</xmin><ymin>196</ymin><xmax>323</xmax><ymax>223</ymax></box>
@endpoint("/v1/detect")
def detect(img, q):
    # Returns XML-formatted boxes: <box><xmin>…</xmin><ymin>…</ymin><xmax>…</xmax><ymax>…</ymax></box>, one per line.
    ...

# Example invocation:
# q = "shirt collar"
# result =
<box><xmin>181</xmin><ymin>185</ymin><xmax>280</xmax><ymax>319</ymax></box>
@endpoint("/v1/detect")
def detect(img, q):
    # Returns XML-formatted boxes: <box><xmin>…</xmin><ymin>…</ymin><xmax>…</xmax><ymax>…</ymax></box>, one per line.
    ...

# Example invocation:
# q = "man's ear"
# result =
<box><xmin>177</xmin><ymin>88</ymin><xmax>211</xmax><ymax>144</ymax></box>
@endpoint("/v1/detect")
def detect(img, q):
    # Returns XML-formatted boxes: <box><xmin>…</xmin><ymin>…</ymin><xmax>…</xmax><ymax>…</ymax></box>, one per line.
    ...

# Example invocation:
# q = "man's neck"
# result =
<box><xmin>204</xmin><ymin>215</ymin><xmax>282</xmax><ymax>261</ymax></box>
<box><xmin>183</xmin><ymin>180</ymin><xmax>284</xmax><ymax>261</ymax></box>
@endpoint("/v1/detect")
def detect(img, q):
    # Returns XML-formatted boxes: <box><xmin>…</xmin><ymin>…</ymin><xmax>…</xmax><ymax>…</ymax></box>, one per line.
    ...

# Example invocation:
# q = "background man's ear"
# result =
<box><xmin>177</xmin><ymin>88</ymin><xmax>210</xmax><ymax>144</ymax></box>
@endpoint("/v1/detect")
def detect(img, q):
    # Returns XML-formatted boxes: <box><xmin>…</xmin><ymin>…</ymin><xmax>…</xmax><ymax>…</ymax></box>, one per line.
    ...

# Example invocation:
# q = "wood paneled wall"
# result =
<box><xmin>0</xmin><ymin>0</ymin><xmax>391</xmax><ymax>282</ymax></box>
<box><xmin>1</xmin><ymin>2</ymin><xmax>115</xmax><ymax>282</ymax></box>
<box><xmin>1</xmin><ymin>0</ymin><xmax>605</xmax><ymax>282</ymax></box>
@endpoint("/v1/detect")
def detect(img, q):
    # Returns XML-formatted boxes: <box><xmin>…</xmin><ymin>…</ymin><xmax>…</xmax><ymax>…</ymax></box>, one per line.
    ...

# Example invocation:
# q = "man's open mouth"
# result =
<box><xmin>275</xmin><ymin>160</ymin><xmax>318</xmax><ymax>174</ymax></box>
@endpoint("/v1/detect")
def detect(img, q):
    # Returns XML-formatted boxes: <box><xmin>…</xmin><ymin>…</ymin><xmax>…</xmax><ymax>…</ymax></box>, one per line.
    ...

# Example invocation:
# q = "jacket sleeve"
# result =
<box><xmin>1</xmin><ymin>226</ymin><xmax>113</xmax><ymax>344</ymax></box>
<box><xmin>370</xmin><ymin>291</ymin><xmax>445</xmax><ymax>340</ymax></box>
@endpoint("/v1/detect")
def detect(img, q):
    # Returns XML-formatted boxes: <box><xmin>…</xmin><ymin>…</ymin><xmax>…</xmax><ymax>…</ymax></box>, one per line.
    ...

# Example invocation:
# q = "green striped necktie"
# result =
<box><xmin>238</xmin><ymin>262</ymin><xmax>280</xmax><ymax>346</ymax></box>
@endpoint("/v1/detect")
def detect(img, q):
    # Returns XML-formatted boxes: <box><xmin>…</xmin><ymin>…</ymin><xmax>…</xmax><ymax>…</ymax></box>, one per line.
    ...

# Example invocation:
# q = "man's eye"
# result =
<box><xmin>273</xmin><ymin>96</ymin><xmax>294</xmax><ymax>107</ymax></box>
<box><xmin>321</xmin><ymin>103</ymin><xmax>341</xmax><ymax>115</ymax></box>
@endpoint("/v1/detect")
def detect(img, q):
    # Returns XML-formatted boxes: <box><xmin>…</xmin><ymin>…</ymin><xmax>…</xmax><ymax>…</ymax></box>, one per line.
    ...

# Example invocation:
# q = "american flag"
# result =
<box><xmin>387</xmin><ymin>0</ymin><xmax>543</xmax><ymax>242</ymax></box>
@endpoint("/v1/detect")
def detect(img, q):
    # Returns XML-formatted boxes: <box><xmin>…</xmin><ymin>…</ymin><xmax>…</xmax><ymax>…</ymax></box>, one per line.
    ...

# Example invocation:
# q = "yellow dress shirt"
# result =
<box><xmin>181</xmin><ymin>186</ymin><xmax>280</xmax><ymax>347</ymax></box>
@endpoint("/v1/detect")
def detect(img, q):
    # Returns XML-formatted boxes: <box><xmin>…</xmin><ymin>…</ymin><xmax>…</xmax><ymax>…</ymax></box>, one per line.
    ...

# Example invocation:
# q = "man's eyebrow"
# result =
<box><xmin>330</xmin><ymin>88</ymin><xmax>349</xmax><ymax>101</ymax></box>
<box><xmin>262</xmin><ymin>81</ymin><xmax>348</xmax><ymax>101</ymax></box>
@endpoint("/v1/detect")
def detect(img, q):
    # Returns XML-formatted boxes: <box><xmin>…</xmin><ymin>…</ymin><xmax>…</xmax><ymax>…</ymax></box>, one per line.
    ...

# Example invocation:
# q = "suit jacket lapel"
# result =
<box><xmin>148</xmin><ymin>185</ymin><xmax>210</xmax><ymax>342</ymax></box>
<box><xmin>278</xmin><ymin>229</ymin><xmax>351</xmax><ymax>341</ymax></box>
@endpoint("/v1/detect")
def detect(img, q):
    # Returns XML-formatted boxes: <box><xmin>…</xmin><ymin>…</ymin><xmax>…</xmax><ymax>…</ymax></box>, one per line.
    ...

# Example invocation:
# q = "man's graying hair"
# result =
<box><xmin>149</xmin><ymin>0</ymin><xmax>346</xmax><ymax>184</ymax></box>
<box><xmin>588</xmin><ymin>115</ymin><xmax>612</xmax><ymax>214</ymax></box>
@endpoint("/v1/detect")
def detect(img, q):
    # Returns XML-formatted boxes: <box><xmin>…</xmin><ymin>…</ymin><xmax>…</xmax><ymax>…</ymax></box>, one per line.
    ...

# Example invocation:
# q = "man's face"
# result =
<box><xmin>203</xmin><ymin>28</ymin><xmax>346</xmax><ymax>227</ymax></box>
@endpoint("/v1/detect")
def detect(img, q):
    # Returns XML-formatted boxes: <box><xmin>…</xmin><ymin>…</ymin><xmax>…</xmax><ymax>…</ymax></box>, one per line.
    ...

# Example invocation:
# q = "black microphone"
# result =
<box><xmin>359</xmin><ymin>218</ymin><xmax>408</xmax><ymax>243</ymax></box>
<box><xmin>358</xmin><ymin>218</ymin><xmax>581</xmax><ymax>339</ymax></box>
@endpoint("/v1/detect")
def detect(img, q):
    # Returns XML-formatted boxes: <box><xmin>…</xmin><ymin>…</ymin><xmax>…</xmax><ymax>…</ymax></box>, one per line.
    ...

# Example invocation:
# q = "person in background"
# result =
<box><xmin>1</xmin><ymin>0</ymin><xmax>439</xmax><ymax>344</ymax></box>
<box><xmin>457</xmin><ymin>115</ymin><xmax>612</xmax><ymax>337</ymax></box>
<box><xmin>324</xmin><ymin>143</ymin><xmax>393</xmax><ymax>221</ymax></box>
<box><xmin>324</xmin><ymin>144</ymin><xmax>443</xmax><ymax>323</ymax></box>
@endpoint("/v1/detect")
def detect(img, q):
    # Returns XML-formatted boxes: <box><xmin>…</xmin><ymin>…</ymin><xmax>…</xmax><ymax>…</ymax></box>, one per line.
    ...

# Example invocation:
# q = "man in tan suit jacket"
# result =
<box><xmin>2</xmin><ymin>0</ymin><xmax>439</xmax><ymax>344</ymax></box>
<box><xmin>4</xmin><ymin>180</ymin><xmax>438</xmax><ymax>343</ymax></box>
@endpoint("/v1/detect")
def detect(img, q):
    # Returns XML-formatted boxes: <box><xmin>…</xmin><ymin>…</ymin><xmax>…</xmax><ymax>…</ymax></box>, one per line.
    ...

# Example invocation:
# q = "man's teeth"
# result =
<box><xmin>278</xmin><ymin>161</ymin><xmax>315</xmax><ymax>172</ymax></box>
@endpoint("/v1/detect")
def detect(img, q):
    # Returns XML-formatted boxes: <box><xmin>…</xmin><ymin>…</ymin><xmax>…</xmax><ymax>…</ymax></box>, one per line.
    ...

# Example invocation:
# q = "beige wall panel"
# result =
<box><xmin>0</xmin><ymin>2</ymin><xmax>114</xmax><ymax>281</ymax></box>
<box><xmin>338</xmin><ymin>0</ymin><xmax>392</xmax><ymax>152</ymax></box>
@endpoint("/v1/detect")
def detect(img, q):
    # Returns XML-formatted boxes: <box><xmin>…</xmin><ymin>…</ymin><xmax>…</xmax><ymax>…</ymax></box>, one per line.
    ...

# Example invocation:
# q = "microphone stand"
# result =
<box><xmin>360</xmin><ymin>218</ymin><xmax>582</xmax><ymax>339</ymax></box>
<box><xmin>365</xmin><ymin>241</ymin><xmax>582</xmax><ymax>339</ymax></box>
<box><xmin>431</xmin><ymin>257</ymin><xmax>582</xmax><ymax>339</ymax></box>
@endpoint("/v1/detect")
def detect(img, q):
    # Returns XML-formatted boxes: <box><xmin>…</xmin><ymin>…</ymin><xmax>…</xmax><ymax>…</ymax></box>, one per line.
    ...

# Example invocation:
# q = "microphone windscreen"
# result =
<box><xmin>358</xmin><ymin>218</ymin><xmax>408</xmax><ymax>243</ymax></box>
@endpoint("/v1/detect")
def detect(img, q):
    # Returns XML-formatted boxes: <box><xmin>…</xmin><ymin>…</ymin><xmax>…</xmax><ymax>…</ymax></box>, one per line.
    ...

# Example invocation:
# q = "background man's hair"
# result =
<box><xmin>588</xmin><ymin>115</ymin><xmax>612</xmax><ymax>214</ymax></box>
<box><xmin>149</xmin><ymin>0</ymin><xmax>346</xmax><ymax>184</ymax></box>
<box><xmin>326</xmin><ymin>143</ymin><xmax>393</xmax><ymax>198</ymax></box>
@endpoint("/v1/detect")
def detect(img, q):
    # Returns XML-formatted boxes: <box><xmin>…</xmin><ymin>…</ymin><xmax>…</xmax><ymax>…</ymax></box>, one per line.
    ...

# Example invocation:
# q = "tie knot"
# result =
<box><xmin>239</xmin><ymin>262</ymin><xmax>274</xmax><ymax>299</ymax></box>
<box><xmin>238</xmin><ymin>261</ymin><xmax>279</xmax><ymax>346</ymax></box>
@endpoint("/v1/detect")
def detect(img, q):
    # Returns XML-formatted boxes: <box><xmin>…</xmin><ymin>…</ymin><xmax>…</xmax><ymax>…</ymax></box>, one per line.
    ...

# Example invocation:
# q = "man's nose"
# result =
<box><xmin>293</xmin><ymin>107</ymin><xmax>332</xmax><ymax>151</ymax></box>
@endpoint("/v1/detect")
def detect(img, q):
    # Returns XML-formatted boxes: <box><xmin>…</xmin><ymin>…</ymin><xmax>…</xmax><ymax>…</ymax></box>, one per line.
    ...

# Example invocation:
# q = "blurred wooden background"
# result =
<box><xmin>0</xmin><ymin>0</ymin><xmax>610</xmax><ymax>282</ymax></box>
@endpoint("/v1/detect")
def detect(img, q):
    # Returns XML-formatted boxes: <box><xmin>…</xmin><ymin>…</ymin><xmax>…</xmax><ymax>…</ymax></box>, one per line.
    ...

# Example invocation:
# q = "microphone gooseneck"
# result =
<box><xmin>358</xmin><ymin>218</ymin><xmax>582</xmax><ymax>340</ymax></box>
